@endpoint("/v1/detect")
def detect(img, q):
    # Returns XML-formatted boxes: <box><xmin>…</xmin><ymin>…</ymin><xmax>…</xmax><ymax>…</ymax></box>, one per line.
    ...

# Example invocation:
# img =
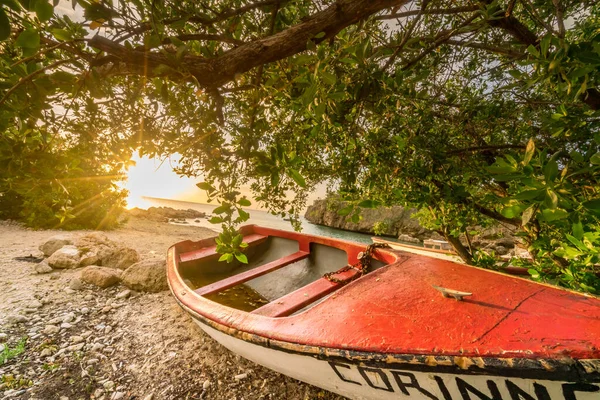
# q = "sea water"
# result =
<box><xmin>140</xmin><ymin>197</ymin><xmax>384</xmax><ymax>244</ymax></box>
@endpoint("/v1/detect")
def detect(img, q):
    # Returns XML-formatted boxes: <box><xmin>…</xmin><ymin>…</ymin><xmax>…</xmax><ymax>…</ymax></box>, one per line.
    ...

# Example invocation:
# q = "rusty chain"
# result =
<box><xmin>323</xmin><ymin>242</ymin><xmax>390</xmax><ymax>284</ymax></box>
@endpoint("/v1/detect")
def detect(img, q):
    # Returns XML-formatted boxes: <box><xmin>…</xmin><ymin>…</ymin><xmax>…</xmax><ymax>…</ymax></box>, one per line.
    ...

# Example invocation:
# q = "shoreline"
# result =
<box><xmin>0</xmin><ymin>217</ymin><xmax>345</xmax><ymax>399</ymax></box>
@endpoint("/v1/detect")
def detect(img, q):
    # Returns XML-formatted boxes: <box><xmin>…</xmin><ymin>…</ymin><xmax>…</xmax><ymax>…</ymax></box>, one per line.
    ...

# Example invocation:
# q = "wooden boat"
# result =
<box><xmin>167</xmin><ymin>225</ymin><xmax>600</xmax><ymax>400</ymax></box>
<box><xmin>371</xmin><ymin>236</ymin><xmax>462</xmax><ymax>263</ymax></box>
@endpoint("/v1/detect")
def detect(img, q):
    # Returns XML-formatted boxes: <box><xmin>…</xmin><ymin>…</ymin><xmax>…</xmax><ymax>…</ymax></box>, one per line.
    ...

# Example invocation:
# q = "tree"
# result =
<box><xmin>1</xmin><ymin>0</ymin><xmax>599</xmax><ymax>291</ymax></box>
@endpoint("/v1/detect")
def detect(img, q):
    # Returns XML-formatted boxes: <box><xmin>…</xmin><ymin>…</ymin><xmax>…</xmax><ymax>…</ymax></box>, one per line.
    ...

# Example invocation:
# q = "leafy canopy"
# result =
<box><xmin>1</xmin><ymin>0</ymin><xmax>600</xmax><ymax>291</ymax></box>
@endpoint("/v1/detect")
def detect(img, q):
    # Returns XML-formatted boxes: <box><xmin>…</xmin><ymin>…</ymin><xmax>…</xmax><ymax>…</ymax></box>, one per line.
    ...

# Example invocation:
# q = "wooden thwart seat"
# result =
<box><xmin>251</xmin><ymin>267</ymin><xmax>360</xmax><ymax>318</ymax></box>
<box><xmin>179</xmin><ymin>234</ymin><xmax>267</xmax><ymax>264</ymax></box>
<box><xmin>195</xmin><ymin>250</ymin><xmax>309</xmax><ymax>296</ymax></box>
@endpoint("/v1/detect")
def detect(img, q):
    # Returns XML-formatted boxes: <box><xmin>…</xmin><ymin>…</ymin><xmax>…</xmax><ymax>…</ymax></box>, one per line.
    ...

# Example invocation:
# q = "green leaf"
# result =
<box><xmin>213</xmin><ymin>204</ymin><xmax>229</xmax><ymax>214</ymax></box>
<box><xmin>313</xmin><ymin>31</ymin><xmax>325</xmax><ymax>39</ymax></box>
<box><xmin>543</xmin><ymin>159</ymin><xmax>558</xmax><ymax>183</ymax></box>
<box><xmin>234</xmin><ymin>252</ymin><xmax>248</xmax><ymax>264</ymax></box>
<box><xmin>232</xmin><ymin>234</ymin><xmax>243</xmax><ymax>247</ymax></box>
<box><xmin>51</xmin><ymin>28</ymin><xmax>71</xmax><ymax>41</ymax></box>
<box><xmin>544</xmin><ymin>189</ymin><xmax>558</xmax><ymax>209</ymax></box>
<box><xmin>208</xmin><ymin>216</ymin><xmax>223</xmax><ymax>224</ymax></box>
<box><xmin>501</xmin><ymin>205</ymin><xmax>523</xmax><ymax>219</ymax></box>
<box><xmin>293</xmin><ymin>54</ymin><xmax>313</xmax><ymax>65</ymax></box>
<box><xmin>512</xmin><ymin>189</ymin><xmax>543</xmax><ymax>201</ymax></box>
<box><xmin>583</xmin><ymin>199</ymin><xmax>600</xmax><ymax>212</ymax></box>
<box><xmin>575</xmin><ymin>51</ymin><xmax>600</xmax><ymax>65</ymax></box>
<box><xmin>528</xmin><ymin>269</ymin><xmax>540</xmax><ymax>279</ymax></box>
<box><xmin>590</xmin><ymin>152</ymin><xmax>600</xmax><ymax>165</ymax></box>
<box><xmin>0</xmin><ymin>0</ymin><xmax>22</xmax><ymax>11</ymax></box>
<box><xmin>238</xmin><ymin>197</ymin><xmax>251</xmax><ymax>207</ymax></box>
<box><xmin>523</xmin><ymin>139</ymin><xmax>535</xmax><ymax>165</ymax></box>
<box><xmin>338</xmin><ymin>204</ymin><xmax>353</xmax><ymax>216</ymax></box>
<box><xmin>0</xmin><ymin>8</ymin><xmax>10</xmax><ymax>41</ymax></box>
<box><xmin>539</xmin><ymin>208</ymin><xmax>569</xmax><ymax>221</ymax></box>
<box><xmin>573</xmin><ymin>220</ymin><xmax>584</xmax><ymax>240</ymax></box>
<box><xmin>288</xmin><ymin>169</ymin><xmax>306</xmax><ymax>188</ymax></box>
<box><xmin>218</xmin><ymin>253</ymin><xmax>230</xmax><ymax>262</ymax></box>
<box><xmin>35</xmin><ymin>0</ymin><xmax>53</xmax><ymax>22</ymax></box>
<box><xmin>358</xmin><ymin>199</ymin><xmax>379</xmax><ymax>208</ymax></box>
<box><xmin>521</xmin><ymin>205</ymin><xmax>536</xmax><ymax>226</ymax></box>
<box><xmin>238</xmin><ymin>208</ymin><xmax>250</xmax><ymax>222</ymax></box>
<box><xmin>196</xmin><ymin>182</ymin><xmax>213</xmax><ymax>191</ymax></box>
<box><xmin>351</xmin><ymin>213</ymin><xmax>360</xmax><ymax>223</ymax></box>
<box><xmin>526</xmin><ymin>45</ymin><xmax>539</xmax><ymax>58</ymax></box>
<box><xmin>321</xmin><ymin>71</ymin><xmax>336</xmax><ymax>85</ymax></box>
<box><xmin>15</xmin><ymin>28</ymin><xmax>40</xmax><ymax>49</ymax></box>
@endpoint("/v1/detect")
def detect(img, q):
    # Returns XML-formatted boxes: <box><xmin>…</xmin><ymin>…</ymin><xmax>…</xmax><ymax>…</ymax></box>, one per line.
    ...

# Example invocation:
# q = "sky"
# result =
<box><xmin>123</xmin><ymin>154</ymin><xmax>327</xmax><ymax>210</ymax></box>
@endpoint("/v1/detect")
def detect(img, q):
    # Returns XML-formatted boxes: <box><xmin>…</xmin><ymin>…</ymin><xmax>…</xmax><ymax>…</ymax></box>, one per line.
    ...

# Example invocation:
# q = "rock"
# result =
<box><xmin>304</xmin><ymin>198</ymin><xmax>432</xmax><ymax>239</ymax></box>
<box><xmin>202</xmin><ymin>380</ymin><xmax>211</xmax><ymax>390</ymax></box>
<box><xmin>64</xmin><ymin>287</ymin><xmax>76</xmax><ymax>294</ymax></box>
<box><xmin>80</xmin><ymin>266</ymin><xmax>122</xmax><ymax>288</ymax></box>
<box><xmin>127</xmin><ymin>206</ymin><xmax>205</xmax><ymax>222</ymax></box>
<box><xmin>7</xmin><ymin>315</ymin><xmax>27</xmax><ymax>324</ymax></box>
<box><xmin>102</xmin><ymin>247</ymin><xmax>140</xmax><ymax>270</ymax></box>
<box><xmin>87</xmin><ymin>358</ymin><xmax>99</xmax><ymax>365</ymax></box>
<box><xmin>234</xmin><ymin>373</ymin><xmax>248</xmax><ymax>381</ymax></box>
<box><xmin>33</xmin><ymin>260</ymin><xmax>53</xmax><ymax>274</ymax></box>
<box><xmin>112</xmin><ymin>392</ymin><xmax>125</xmax><ymax>400</ymax></box>
<box><xmin>115</xmin><ymin>289</ymin><xmax>131</xmax><ymax>299</ymax></box>
<box><xmin>92</xmin><ymin>343</ymin><xmax>104</xmax><ymax>352</ymax></box>
<box><xmin>398</xmin><ymin>234</ymin><xmax>421</xmax><ymax>244</ymax></box>
<box><xmin>80</xmin><ymin>307</ymin><xmax>90</xmax><ymax>315</ymax></box>
<box><xmin>70</xmin><ymin>336</ymin><xmax>84</xmax><ymax>344</ymax></box>
<box><xmin>84</xmin><ymin>294</ymin><xmax>94</xmax><ymax>301</ymax></box>
<box><xmin>69</xmin><ymin>278</ymin><xmax>85</xmax><ymax>291</ymax></box>
<box><xmin>121</xmin><ymin>259</ymin><xmax>168</xmax><ymax>292</ymax></box>
<box><xmin>60</xmin><ymin>323</ymin><xmax>72</xmax><ymax>329</ymax></box>
<box><xmin>47</xmin><ymin>245</ymin><xmax>82</xmax><ymax>269</ymax></box>
<box><xmin>40</xmin><ymin>348</ymin><xmax>53</xmax><ymax>357</ymax></box>
<box><xmin>142</xmin><ymin>394</ymin><xmax>154</xmax><ymax>400</ymax></box>
<box><xmin>103</xmin><ymin>381</ymin><xmax>115</xmax><ymax>391</ymax></box>
<box><xmin>0</xmin><ymin>333</ymin><xmax>7</xmax><ymax>342</ymax></box>
<box><xmin>63</xmin><ymin>312</ymin><xmax>76</xmax><ymax>323</ymax></box>
<box><xmin>27</xmin><ymin>299</ymin><xmax>43</xmax><ymax>309</ymax></box>
<box><xmin>44</xmin><ymin>325</ymin><xmax>60</xmax><ymax>335</ymax></box>
<box><xmin>93</xmin><ymin>389</ymin><xmax>104</xmax><ymax>398</ymax></box>
<box><xmin>79</xmin><ymin>251</ymin><xmax>100</xmax><ymax>267</ymax></box>
<box><xmin>0</xmin><ymin>343</ymin><xmax>5</xmax><ymax>352</ymax></box>
<box><xmin>39</xmin><ymin>234</ymin><xmax>74</xmax><ymax>257</ymax></box>
<box><xmin>66</xmin><ymin>343</ymin><xmax>85</xmax><ymax>352</ymax></box>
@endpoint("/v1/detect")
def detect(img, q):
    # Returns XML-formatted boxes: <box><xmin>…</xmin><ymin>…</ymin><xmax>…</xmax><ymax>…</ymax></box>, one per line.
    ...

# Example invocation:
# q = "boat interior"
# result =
<box><xmin>173</xmin><ymin>225</ymin><xmax>391</xmax><ymax>317</ymax></box>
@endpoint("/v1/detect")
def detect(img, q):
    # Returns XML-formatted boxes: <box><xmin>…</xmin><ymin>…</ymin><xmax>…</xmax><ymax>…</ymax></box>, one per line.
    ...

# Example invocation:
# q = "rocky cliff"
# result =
<box><xmin>304</xmin><ymin>199</ymin><xmax>434</xmax><ymax>240</ymax></box>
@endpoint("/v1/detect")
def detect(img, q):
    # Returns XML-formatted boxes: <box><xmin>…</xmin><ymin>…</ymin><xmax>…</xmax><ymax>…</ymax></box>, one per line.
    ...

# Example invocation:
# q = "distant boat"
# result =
<box><xmin>167</xmin><ymin>225</ymin><xmax>600</xmax><ymax>400</ymax></box>
<box><xmin>371</xmin><ymin>236</ymin><xmax>462</xmax><ymax>262</ymax></box>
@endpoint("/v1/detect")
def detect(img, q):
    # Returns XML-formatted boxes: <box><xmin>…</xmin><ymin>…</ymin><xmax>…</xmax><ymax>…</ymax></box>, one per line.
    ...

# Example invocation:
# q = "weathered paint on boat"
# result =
<box><xmin>167</xmin><ymin>225</ymin><xmax>600</xmax><ymax>400</ymax></box>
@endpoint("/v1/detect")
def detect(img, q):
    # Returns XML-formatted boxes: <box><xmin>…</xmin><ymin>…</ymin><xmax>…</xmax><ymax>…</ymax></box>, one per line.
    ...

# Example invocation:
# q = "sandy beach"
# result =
<box><xmin>0</xmin><ymin>217</ymin><xmax>345</xmax><ymax>400</ymax></box>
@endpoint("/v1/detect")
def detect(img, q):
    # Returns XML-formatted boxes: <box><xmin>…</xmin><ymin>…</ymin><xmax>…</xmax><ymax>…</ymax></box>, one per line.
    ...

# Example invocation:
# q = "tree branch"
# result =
<box><xmin>375</xmin><ymin>5</ymin><xmax>480</xmax><ymax>20</ymax></box>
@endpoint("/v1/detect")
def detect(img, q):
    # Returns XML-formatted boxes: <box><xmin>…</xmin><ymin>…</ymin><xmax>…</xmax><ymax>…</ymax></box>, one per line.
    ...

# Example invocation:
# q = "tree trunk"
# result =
<box><xmin>441</xmin><ymin>230</ymin><xmax>473</xmax><ymax>264</ymax></box>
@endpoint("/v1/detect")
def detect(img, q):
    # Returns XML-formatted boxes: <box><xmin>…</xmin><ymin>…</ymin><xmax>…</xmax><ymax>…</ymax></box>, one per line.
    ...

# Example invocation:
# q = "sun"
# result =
<box><xmin>122</xmin><ymin>154</ymin><xmax>200</xmax><ymax>209</ymax></box>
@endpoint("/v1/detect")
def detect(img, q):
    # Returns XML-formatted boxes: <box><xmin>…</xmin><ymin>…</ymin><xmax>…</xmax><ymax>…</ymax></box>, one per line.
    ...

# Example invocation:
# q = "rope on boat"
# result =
<box><xmin>323</xmin><ymin>242</ymin><xmax>390</xmax><ymax>284</ymax></box>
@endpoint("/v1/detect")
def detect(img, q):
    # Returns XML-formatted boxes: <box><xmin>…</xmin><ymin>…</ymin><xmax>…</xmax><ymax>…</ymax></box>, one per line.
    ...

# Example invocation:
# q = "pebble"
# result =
<box><xmin>203</xmin><ymin>380</ymin><xmax>211</xmax><ymax>390</ymax></box>
<box><xmin>67</xmin><ymin>343</ymin><xmax>85</xmax><ymax>352</ymax></box>
<box><xmin>115</xmin><ymin>289</ymin><xmax>131</xmax><ymax>299</ymax></box>
<box><xmin>7</xmin><ymin>314</ymin><xmax>28</xmax><ymax>324</ymax></box>
<box><xmin>28</xmin><ymin>299</ymin><xmax>43</xmax><ymax>309</ymax></box>
<box><xmin>62</xmin><ymin>312</ymin><xmax>76</xmax><ymax>323</ymax></box>
<box><xmin>0</xmin><ymin>333</ymin><xmax>7</xmax><ymax>341</ymax></box>
<box><xmin>40</xmin><ymin>348</ymin><xmax>53</xmax><ymax>357</ymax></box>
<box><xmin>93</xmin><ymin>389</ymin><xmax>104</xmax><ymax>398</ymax></box>
<box><xmin>84</xmin><ymin>294</ymin><xmax>94</xmax><ymax>301</ymax></box>
<box><xmin>44</xmin><ymin>325</ymin><xmax>60</xmax><ymax>334</ymax></box>
<box><xmin>0</xmin><ymin>343</ymin><xmax>5</xmax><ymax>352</ymax></box>
<box><xmin>34</xmin><ymin>262</ymin><xmax>53</xmax><ymax>274</ymax></box>
<box><xmin>103</xmin><ymin>380</ymin><xmax>115</xmax><ymax>391</ymax></box>
<box><xmin>60</xmin><ymin>322</ymin><xmax>72</xmax><ymax>329</ymax></box>
<box><xmin>47</xmin><ymin>316</ymin><xmax>63</xmax><ymax>324</ymax></box>
<box><xmin>92</xmin><ymin>343</ymin><xmax>104</xmax><ymax>351</ymax></box>
<box><xmin>142</xmin><ymin>395</ymin><xmax>153</xmax><ymax>400</ymax></box>
<box><xmin>69</xmin><ymin>278</ymin><xmax>84</xmax><ymax>290</ymax></box>
<box><xmin>70</xmin><ymin>336</ymin><xmax>84</xmax><ymax>344</ymax></box>
<box><xmin>101</xmin><ymin>306</ymin><xmax>112</xmax><ymax>313</ymax></box>
<box><xmin>80</xmin><ymin>307</ymin><xmax>90</xmax><ymax>315</ymax></box>
<box><xmin>104</xmin><ymin>325</ymin><xmax>113</xmax><ymax>334</ymax></box>
<box><xmin>87</xmin><ymin>358</ymin><xmax>99</xmax><ymax>365</ymax></box>
<box><xmin>112</xmin><ymin>392</ymin><xmax>125</xmax><ymax>400</ymax></box>
<box><xmin>81</xmin><ymin>330</ymin><xmax>92</xmax><ymax>338</ymax></box>
<box><xmin>234</xmin><ymin>373</ymin><xmax>248</xmax><ymax>381</ymax></box>
<box><xmin>64</xmin><ymin>287</ymin><xmax>76</xmax><ymax>294</ymax></box>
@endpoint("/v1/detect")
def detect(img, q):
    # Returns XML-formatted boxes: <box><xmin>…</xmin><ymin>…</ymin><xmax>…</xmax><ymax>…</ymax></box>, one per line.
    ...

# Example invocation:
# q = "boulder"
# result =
<box><xmin>102</xmin><ymin>247</ymin><xmax>140</xmax><ymax>270</ymax></box>
<box><xmin>33</xmin><ymin>260</ymin><xmax>53</xmax><ymax>274</ymax></box>
<box><xmin>121</xmin><ymin>259</ymin><xmax>168</xmax><ymax>292</ymax></box>
<box><xmin>80</xmin><ymin>266</ymin><xmax>122</xmax><ymax>288</ymax></box>
<box><xmin>39</xmin><ymin>235</ymin><xmax>74</xmax><ymax>257</ymax></box>
<box><xmin>46</xmin><ymin>245</ymin><xmax>82</xmax><ymax>269</ymax></box>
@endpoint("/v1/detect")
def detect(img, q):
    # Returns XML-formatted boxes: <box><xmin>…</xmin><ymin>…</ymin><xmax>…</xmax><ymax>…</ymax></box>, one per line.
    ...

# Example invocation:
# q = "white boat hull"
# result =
<box><xmin>194</xmin><ymin>319</ymin><xmax>599</xmax><ymax>400</ymax></box>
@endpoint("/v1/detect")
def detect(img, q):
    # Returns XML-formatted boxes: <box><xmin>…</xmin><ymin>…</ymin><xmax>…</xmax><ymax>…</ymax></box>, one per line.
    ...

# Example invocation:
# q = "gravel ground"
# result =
<box><xmin>0</xmin><ymin>218</ymin><xmax>346</xmax><ymax>400</ymax></box>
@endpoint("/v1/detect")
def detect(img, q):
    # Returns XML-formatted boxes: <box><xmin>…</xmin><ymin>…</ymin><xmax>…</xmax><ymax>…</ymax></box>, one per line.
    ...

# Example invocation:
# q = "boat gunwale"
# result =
<box><xmin>166</xmin><ymin>224</ymin><xmax>600</xmax><ymax>382</ymax></box>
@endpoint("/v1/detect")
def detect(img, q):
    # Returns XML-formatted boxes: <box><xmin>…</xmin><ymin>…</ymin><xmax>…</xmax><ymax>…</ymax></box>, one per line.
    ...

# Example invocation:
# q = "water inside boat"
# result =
<box><xmin>177</xmin><ymin>233</ymin><xmax>386</xmax><ymax>314</ymax></box>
